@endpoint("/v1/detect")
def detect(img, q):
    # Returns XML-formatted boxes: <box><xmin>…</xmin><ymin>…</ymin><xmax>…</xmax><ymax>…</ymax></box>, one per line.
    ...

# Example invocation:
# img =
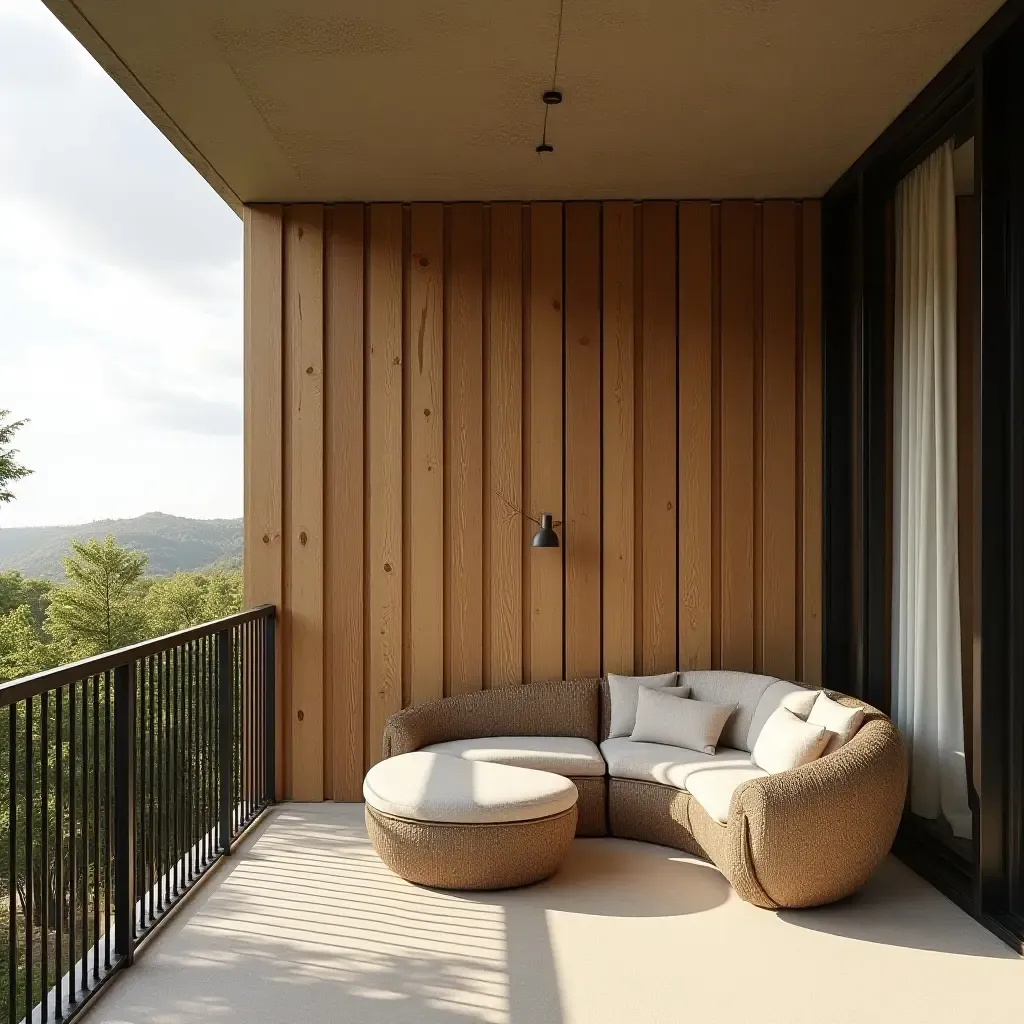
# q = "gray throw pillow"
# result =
<box><xmin>630</xmin><ymin>688</ymin><xmax>737</xmax><ymax>754</ymax></box>
<box><xmin>607</xmin><ymin>672</ymin><xmax>681</xmax><ymax>738</ymax></box>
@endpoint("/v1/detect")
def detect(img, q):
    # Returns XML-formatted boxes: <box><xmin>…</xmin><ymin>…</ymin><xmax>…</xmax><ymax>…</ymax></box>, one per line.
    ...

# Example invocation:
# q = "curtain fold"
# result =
<box><xmin>892</xmin><ymin>139</ymin><xmax>972</xmax><ymax>840</ymax></box>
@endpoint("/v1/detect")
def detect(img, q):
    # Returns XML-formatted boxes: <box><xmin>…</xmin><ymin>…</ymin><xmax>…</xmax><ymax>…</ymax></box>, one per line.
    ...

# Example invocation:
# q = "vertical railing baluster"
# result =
<box><xmin>113</xmin><ymin>660</ymin><xmax>136</xmax><ymax>967</ymax></box>
<box><xmin>80</xmin><ymin>677</ymin><xmax>88</xmax><ymax>995</ymax></box>
<box><xmin>55</xmin><ymin>686</ymin><xmax>63</xmax><ymax>1022</ymax></box>
<box><xmin>218</xmin><ymin>628</ymin><xmax>232</xmax><ymax>854</ymax></box>
<box><xmin>92</xmin><ymin>671</ymin><xmax>100</xmax><ymax>981</ymax></box>
<box><xmin>42</xmin><ymin>689</ymin><xmax>49</xmax><ymax>1023</ymax></box>
<box><xmin>186</xmin><ymin>641</ymin><xmax>193</xmax><ymax>881</ymax></box>
<box><xmin>265</xmin><ymin>613</ymin><xmax>276</xmax><ymax>804</ymax></box>
<box><xmin>104</xmin><ymin>670</ymin><xmax>111</xmax><ymax>971</ymax></box>
<box><xmin>25</xmin><ymin>694</ymin><xmax>34</xmax><ymax>1024</ymax></box>
<box><xmin>68</xmin><ymin>680</ymin><xmax>76</xmax><ymax>1007</ymax></box>
<box><xmin>8</xmin><ymin>703</ymin><xmax>17</xmax><ymax>1024</ymax></box>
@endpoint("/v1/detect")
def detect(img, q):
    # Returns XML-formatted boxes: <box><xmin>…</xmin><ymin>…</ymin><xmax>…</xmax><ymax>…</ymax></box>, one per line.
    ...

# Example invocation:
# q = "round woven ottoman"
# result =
<box><xmin>363</xmin><ymin>751</ymin><xmax>578</xmax><ymax>890</ymax></box>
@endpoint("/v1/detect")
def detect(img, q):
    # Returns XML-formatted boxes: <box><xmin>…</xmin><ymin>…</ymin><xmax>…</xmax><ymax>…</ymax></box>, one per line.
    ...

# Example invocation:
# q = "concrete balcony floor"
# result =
<box><xmin>80</xmin><ymin>804</ymin><xmax>1021</xmax><ymax>1024</ymax></box>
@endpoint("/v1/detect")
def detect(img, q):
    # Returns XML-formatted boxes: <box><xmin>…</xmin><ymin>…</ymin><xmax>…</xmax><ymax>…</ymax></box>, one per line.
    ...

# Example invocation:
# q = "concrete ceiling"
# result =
<box><xmin>43</xmin><ymin>0</ymin><xmax>1003</xmax><ymax>208</ymax></box>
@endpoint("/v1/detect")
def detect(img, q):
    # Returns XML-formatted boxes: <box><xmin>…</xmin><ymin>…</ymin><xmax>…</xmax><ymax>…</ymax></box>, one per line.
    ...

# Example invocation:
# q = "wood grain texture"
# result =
<box><xmin>677</xmin><ymin>202</ymin><xmax>713</xmax><ymax>670</ymax></box>
<box><xmin>283</xmin><ymin>204</ymin><xmax>324</xmax><ymax>800</ymax></box>
<box><xmin>719</xmin><ymin>202</ymin><xmax>756</xmax><ymax>672</ymax></box>
<box><xmin>640</xmin><ymin>203</ymin><xmax>678</xmax><ymax>673</ymax></box>
<box><xmin>601</xmin><ymin>202</ymin><xmax>637</xmax><ymax>675</ymax></box>
<box><xmin>526</xmin><ymin>203</ymin><xmax>564</xmax><ymax>684</ymax></box>
<box><xmin>564</xmin><ymin>203</ymin><xmax>602</xmax><ymax>679</ymax></box>
<box><xmin>760</xmin><ymin>201</ymin><xmax>798</xmax><ymax>680</ymax></box>
<box><xmin>242</xmin><ymin>205</ymin><xmax>283</xmax><ymax>797</ymax></box>
<box><xmin>801</xmin><ymin>201</ymin><xmax>823</xmax><ymax>685</ymax></box>
<box><xmin>446</xmin><ymin>205</ymin><xmax>485</xmax><ymax>696</ymax></box>
<box><xmin>366</xmin><ymin>205</ymin><xmax>404</xmax><ymax>766</ymax></box>
<box><xmin>324</xmin><ymin>204</ymin><xmax>364</xmax><ymax>800</ymax></box>
<box><xmin>408</xmin><ymin>205</ymin><xmax>445</xmax><ymax>707</ymax></box>
<box><xmin>486</xmin><ymin>203</ymin><xmax>524</xmax><ymax>688</ymax></box>
<box><xmin>251</xmin><ymin>199</ymin><xmax>826</xmax><ymax>798</ymax></box>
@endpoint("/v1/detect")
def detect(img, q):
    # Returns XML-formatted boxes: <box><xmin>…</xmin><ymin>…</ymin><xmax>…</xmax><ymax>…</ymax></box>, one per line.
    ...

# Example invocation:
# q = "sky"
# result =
<box><xmin>0</xmin><ymin>0</ymin><xmax>243</xmax><ymax>529</ymax></box>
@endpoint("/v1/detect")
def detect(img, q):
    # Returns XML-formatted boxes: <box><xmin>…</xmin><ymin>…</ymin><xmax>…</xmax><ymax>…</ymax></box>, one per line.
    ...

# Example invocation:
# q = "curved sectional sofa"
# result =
<box><xmin>381</xmin><ymin>672</ymin><xmax>907</xmax><ymax>909</ymax></box>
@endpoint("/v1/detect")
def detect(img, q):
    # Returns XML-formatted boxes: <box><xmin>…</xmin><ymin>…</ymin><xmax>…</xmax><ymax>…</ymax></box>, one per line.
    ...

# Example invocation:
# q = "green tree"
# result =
<box><xmin>144</xmin><ymin>568</ymin><xmax>243</xmax><ymax>633</ymax></box>
<box><xmin>0</xmin><ymin>605</ymin><xmax>52</xmax><ymax>682</ymax></box>
<box><xmin>0</xmin><ymin>571</ymin><xmax>53</xmax><ymax>633</ymax></box>
<box><xmin>46</xmin><ymin>536</ymin><xmax>149</xmax><ymax>657</ymax></box>
<box><xmin>0</xmin><ymin>411</ymin><xmax>31</xmax><ymax>505</ymax></box>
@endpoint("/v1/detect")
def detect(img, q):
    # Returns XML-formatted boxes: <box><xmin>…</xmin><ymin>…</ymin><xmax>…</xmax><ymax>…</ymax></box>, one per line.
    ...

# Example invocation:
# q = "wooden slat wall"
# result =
<box><xmin>244</xmin><ymin>199</ymin><xmax>824</xmax><ymax>799</ymax></box>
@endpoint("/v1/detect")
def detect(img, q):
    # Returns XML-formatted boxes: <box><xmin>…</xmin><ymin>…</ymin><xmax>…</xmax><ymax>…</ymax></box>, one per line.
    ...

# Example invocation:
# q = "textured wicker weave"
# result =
<box><xmin>377</xmin><ymin>678</ymin><xmax>907</xmax><ymax>908</ymax></box>
<box><xmin>607</xmin><ymin>779</ymin><xmax>705</xmax><ymax>857</ymax></box>
<box><xmin>365</xmin><ymin>804</ymin><xmax>578</xmax><ymax>889</ymax></box>
<box><xmin>572</xmin><ymin>776</ymin><xmax>608</xmax><ymax>836</ymax></box>
<box><xmin>382</xmin><ymin>678</ymin><xmax>603</xmax><ymax>758</ymax></box>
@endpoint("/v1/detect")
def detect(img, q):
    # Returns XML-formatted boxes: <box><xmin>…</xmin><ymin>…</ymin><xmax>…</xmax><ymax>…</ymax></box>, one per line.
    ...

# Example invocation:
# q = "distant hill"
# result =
<box><xmin>0</xmin><ymin>512</ymin><xmax>243</xmax><ymax>580</ymax></box>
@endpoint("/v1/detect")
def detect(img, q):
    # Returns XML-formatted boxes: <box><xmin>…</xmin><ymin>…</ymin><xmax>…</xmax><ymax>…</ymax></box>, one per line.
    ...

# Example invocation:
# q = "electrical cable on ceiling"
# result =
<box><xmin>536</xmin><ymin>0</ymin><xmax>566</xmax><ymax>154</ymax></box>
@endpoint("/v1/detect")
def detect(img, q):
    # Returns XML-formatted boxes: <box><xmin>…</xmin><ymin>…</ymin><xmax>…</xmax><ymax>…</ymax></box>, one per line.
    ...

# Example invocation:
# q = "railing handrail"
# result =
<box><xmin>0</xmin><ymin>604</ymin><xmax>275</xmax><ymax>708</ymax></box>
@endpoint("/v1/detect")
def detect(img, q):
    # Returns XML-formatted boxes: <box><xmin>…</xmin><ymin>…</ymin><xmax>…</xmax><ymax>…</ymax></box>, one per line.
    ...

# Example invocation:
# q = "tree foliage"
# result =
<box><xmin>0</xmin><ymin>411</ymin><xmax>31</xmax><ymax>505</ymax></box>
<box><xmin>0</xmin><ymin>537</ymin><xmax>244</xmax><ymax>1017</ymax></box>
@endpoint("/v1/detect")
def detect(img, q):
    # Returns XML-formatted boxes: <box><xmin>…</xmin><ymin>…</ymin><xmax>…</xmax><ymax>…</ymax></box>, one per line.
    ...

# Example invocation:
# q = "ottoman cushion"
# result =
<box><xmin>421</xmin><ymin>736</ymin><xmax>606</xmax><ymax>777</ymax></box>
<box><xmin>363</xmin><ymin>750</ymin><xmax>578</xmax><ymax>824</ymax></box>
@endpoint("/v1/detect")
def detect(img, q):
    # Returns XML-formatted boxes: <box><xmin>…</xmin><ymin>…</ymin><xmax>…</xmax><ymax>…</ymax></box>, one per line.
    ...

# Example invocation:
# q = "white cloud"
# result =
<box><xmin>0</xmin><ymin>0</ymin><xmax>243</xmax><ymax>528</ymax></box>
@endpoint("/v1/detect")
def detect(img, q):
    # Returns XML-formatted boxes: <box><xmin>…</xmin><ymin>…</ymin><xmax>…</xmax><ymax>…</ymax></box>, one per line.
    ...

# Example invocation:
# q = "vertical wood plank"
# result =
<box><xmin>801</xmin><ymin>201</ymin><xmax>823</xmax><ymax>685</ymax></box>
<box><xmin>679</xmin><ymin>202</ymin><xmax>712</xmax><ymax>667</ymax></box>
<box><xmin>526</xmin><ymin>203</ymin><xmax>564</xmax><ymax>684</ymax></box>
<box><xmin>243</xmin><ymin>204</ymin><xmax>284</xmax><ymax>798</ymax></box>
<box><xmin>446</xmin><ymin>205</ymin><xmax>485</xmax><ymax>696</ymax></box>
<box><xmin>324</xmin><ymin>204</ymin><xmax>364</xmax><ymax>800</ymax></box>
<box><xmin>678</xmin><ymin>202</ymin><xmax>713</xmax><ymax>670</ymax></box>
<box><xmin>486</xmin><ymin>203</ymin><xmax>524</xmax><ymax>688</ymax></box>
<box><xmin>408</xmin><ymin>205</ymin><xmax>445</xmax><ymax>706</ymax></box>
<box><xmin>564</xmin><ymin>203</ymin><xmax>602</xmax><ymax>679</ymax></box>
<box><xmin>760</xmin><ymin>201</ymin><xmax>799</xmax><ymax>680</ymax></box>
<box><xmin>602</xmin><ymin>202</ymin><xmax>636</xmax><ymax>675</ymax></box>
<box><xmin>640</xmin><ymin>202</ymin><xmax>678</xmax><ymax>673</ymax></box>
<box><xmin>283</xmin><ymin>204</ymin><xmax>324</xmax><ymax>800</ymax></box>
<box><xmin>366</xmin><ymin>204</ymin><xmax>403</xmax><ymax>765</ymax></box>
<box><xmin>719</xmin><ymin>201</ymin><xmax>756</xmax><ymax>672</ymax></box>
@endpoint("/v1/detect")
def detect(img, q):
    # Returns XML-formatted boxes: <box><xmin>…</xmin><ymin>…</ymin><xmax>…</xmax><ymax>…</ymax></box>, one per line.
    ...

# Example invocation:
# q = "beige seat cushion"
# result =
<box><xmin>686</xmin><ymin>764</ymin><xmax>770</xmax><ymax>824</ymax></box>
<box><xmin>363</xmin><ymin>751</ymin><xmax>578</xmax><ymax>824</ymax></box>
<box><xmin>746</xmin><ymin>680</ymin><xmax>821</xmax><ymax>749</ymax></box>
<box><xmin>421</xmin><ymin>736</ymin><xmax>606</xmax><ymax>777</ymax></box>
<box><xmin>681</xmin><ymin>671</ymin><xmax>777</xmax><ymax>751</ymax></box>
<box><xmin>600</xmin><ymin>737</ymin><xmax>753</xmax><ymax>790</ymax></box>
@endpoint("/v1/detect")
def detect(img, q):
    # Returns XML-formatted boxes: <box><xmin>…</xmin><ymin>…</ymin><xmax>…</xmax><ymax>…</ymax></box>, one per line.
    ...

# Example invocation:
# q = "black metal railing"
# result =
<box><xmin>0</xmin><ymin>606</ymin><xmax>275</xmax><ymax>1024</ymax></box>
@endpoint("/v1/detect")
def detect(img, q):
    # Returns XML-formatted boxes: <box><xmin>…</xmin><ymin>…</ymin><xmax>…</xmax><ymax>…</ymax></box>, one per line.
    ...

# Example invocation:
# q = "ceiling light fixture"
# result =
<box><xmin>535</xmin><ymin>0</ymin><xmax>566</xmax><ymax>155</ymax></box>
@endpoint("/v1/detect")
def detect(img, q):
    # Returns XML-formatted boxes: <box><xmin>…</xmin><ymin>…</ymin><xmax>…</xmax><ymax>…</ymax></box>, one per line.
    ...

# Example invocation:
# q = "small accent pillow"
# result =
<box><xmin>630</xmin><ymin>688</ymin><xmax>736</xmax><ymax>754</ymax></box>
<box><xmin>607</xmin><ymin>672</ymin><xmax>681</xmax><ymax>738</ymax></box>
<box><xmin>781</xmin><ymin>687</ymin><xmax>820</xmax><ymax>719</ymax></box>
<box><xmin>808</xmin><ymin>692</ymin><xmax>865</xmax><ymax>754</ymax></box>
<box><xmin>752</xmin><ymin>707</ymin><xmax>829</xmax><ymax>774</ymax></box>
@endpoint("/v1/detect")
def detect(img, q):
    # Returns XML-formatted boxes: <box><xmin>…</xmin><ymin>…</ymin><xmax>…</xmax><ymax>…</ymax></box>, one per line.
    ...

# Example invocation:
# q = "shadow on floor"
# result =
<box><xmin>779</xmin><ymin>857</ymin><xmax>1019</xmax><ymax>959</ymax></box>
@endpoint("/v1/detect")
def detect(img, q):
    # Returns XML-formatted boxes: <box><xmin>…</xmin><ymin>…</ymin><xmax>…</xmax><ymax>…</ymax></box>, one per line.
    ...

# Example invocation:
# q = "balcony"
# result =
<box><xmin>64</xmin><ymin>804</ymin><xmax>1024</xmax><ymax>1024</ymax></box>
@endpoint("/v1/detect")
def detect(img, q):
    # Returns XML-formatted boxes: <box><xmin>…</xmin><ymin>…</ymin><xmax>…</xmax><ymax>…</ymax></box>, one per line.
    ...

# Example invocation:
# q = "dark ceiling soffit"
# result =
<box><xmin>826</xmin><ymin>0</ymin><xmax>1024</xmax><ymax>199</ymax></box>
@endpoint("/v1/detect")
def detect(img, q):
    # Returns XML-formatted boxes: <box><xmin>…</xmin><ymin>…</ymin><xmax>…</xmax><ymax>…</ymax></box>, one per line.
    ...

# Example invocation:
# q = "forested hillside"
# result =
<box><xmin>0</xmin><ymin>512</ymin><xmax>242</xmax><ymax>579</ymax></box>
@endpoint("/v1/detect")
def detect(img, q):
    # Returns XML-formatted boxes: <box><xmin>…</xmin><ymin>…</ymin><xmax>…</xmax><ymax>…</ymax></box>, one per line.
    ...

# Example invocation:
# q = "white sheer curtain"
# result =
<box><xmin>892</xmin><ymin>139</ymin><xmax>972</xmax><ymax>840</ymax></box>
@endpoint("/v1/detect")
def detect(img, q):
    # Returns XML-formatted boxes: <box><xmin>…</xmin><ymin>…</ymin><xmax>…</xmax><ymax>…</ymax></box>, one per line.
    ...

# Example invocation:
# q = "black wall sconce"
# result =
<box><xmin>496</xmin><ymin>493</ymin><xmax>560</xmax><ymax>549</ymax></box>
<box><xmin>531</xmin><ymin>513</ymin><xmax>559</xmax><ymax>548</ymax></box>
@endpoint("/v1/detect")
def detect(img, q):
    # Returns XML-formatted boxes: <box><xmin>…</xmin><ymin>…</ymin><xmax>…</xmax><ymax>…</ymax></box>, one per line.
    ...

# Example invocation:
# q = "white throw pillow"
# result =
<box><xmin>780</xmin><ymin>687</ymin><xmax>819</xmax><ymax>719</ymax></box>
<box><xmin>752</xmin><ymin>707</ymin><xmax>830</xmax><ymax>774</ymax></box>
<box><xmin>808</xmin><ymin>692</ymin><xmax>865</xmax><ymax>754</ymax></box>
<box><xmin>630</xmin><ymin>688</ymin><xmax>736</xmax><ymax>754</ymax></box>
<box><xmin>607</xmin><ymin>672</ymin><xmax>681</xmax><ymax>738</ymax></box>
